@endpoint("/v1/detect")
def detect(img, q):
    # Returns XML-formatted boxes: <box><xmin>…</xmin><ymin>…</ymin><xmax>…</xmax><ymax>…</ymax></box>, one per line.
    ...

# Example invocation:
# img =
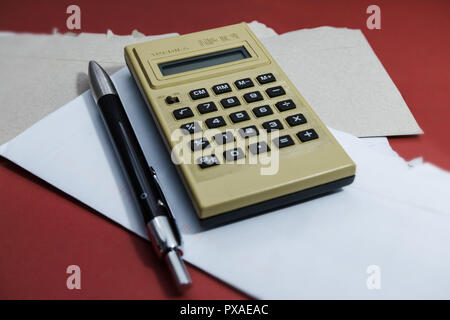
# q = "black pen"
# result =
<box><xmin>88</xmin><ymin>61</ymin><xmax>192</xmax><ymax>290</ymax></box>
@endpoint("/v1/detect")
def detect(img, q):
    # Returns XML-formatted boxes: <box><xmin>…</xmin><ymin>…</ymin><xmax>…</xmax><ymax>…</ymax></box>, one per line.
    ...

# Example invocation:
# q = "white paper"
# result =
<box><xmin>1</xmin><ymin>66</ymin><xmax>449</xmax><ymax>299</ymax></box>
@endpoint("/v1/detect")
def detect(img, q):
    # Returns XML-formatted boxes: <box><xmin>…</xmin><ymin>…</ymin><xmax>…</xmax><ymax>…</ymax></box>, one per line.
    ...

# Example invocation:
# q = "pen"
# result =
<box><xmin>88</xmin><ymin>61</ymin><xmax>192</xmax><ymax>290</ymax></box>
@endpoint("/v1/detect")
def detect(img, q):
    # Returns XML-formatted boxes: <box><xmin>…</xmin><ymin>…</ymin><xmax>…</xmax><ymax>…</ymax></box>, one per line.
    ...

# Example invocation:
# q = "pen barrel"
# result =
<box><xmin>96</xmin><ymin>94</ymin><xmax>166</xmax><ymax>223</ymax></box>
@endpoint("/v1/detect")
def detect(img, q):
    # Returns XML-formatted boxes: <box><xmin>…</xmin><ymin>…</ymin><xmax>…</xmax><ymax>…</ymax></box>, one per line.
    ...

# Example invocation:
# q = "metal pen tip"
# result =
<box><xmin>165</xmin><ymin>250</ymin><xmax>192</xmax><ymax>291</ymax></box>
<box><xmin>88</xmin><ymin>60</ymin><xmax>117</xmax><ymax>103</ymax></box>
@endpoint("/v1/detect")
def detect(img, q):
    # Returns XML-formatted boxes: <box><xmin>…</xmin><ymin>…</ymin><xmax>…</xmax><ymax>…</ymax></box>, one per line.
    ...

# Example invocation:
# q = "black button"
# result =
<box><xmin>205</xmin><ymin>116</ymin><xmax>226</xmax><ymax>128</ymax></box>
<box><xmin>252</xmin><ymin>105</ymin><xmax>273</xmax><ymax>118</ymax></box>
<box><xmin>286</xmin><ymin>113</ymin><xmax>307</xmax><ymax>127</ymax></box>
<box><xmin>297</xmin><ymin>129</ymin><xmax>319</xmax><ymax>142</ymax></box>
<box><xmin>220</xmin><ymin>96</ymin><xmax>241</xmax><ymax>108</ymax></box>
<box><xmin>189</xmin><ymin>88</ymin><xmax>209</xmax><ymax>100</ymax></box>
<box><xmin>214</xmin><ymin>131</ymin><xmax>235</xmax><ymax>145</ymax></box>
<box><xmin>243</xmin><ymin>91</ymin><xmax>263</xmax><ymax>103</ymax></box>
<box><xmin>229</xmin><ymin>110</ymin><xmax>250</xmax><ymax>123</ymax></box>
<box><xmin>212</xmin><ymin>83</ymin><xmax>232</xmax><ymax>95</ymax></box>
<box><xmin>275</xmin><ymin>99</ymin><xmax>296</xmax><ymax>112</ymax></box>
<box><xmin>173</xmin><ymin>107</ymin><xmax>194</xmax><ymax>120</ymax></box>
<box><xmin>249</xmin><ymin>142</ymin><xmax>270</xmax><ymax>155</ymax></box>
<box><xmin>197</xmin><ymin>102</ymin><xmax>218</xmax><ymax>114</ymax></box>
<box><xmin>197</xmin><ymin>155</ymin><xmax>219</xmax><ymax>169</ymax></box>
<box><xmin>266</xmin><ymin>86</ymin><xmax>285</xmax><ymax>98</ymax></box>
<box><xmin>273</xmin><ymin>135</ymin><xmax>295</xmax><ymax>148</ymax></box>
<box><xmin>239</xmin><ymin>125</ymin><xmax>259</xmax><ymax>138</ymax></box>
<box><xmin>180</xmin><ymin>122</ymin><xmax>202</xmax><ymax>134</ymax></box>
<box><xmin>262</xmin><ymin>119</ymin><xmax>284</xmax><ymax>132</ymax></box>
<box><xmin>223</xmin><ymin>148</ymin><xmax>245</xmax><ymax>162</ymax></box>
<box><xmin>234</xmin><ymin>78</ymin><xmax>254</xmax><ymax>90</ymax></box>
<box><xmin>256</xmin><ymin>73</ymin><xmax>276</xmax><ymax>84</ymax></box>
<box><xmin>190</xmin><ymin>138</ymin><xmax>210</xmax><ymax>151</ymax></box>
<box><xmin>165</xmin><ymin>96</ymin><xmax>179</xmax><ymax>104</ymax></box>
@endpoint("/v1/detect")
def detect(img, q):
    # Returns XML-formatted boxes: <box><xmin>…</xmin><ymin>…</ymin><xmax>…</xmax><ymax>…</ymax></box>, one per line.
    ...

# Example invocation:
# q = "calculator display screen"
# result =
<box><xmin>158</xmin><ymin>46</ymin><xmax>251</xmax><ymax>76</ymax></box>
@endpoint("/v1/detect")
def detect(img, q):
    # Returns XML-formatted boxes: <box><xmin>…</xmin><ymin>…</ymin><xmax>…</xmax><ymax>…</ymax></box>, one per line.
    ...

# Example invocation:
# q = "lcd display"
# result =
<box><xmin>158</xmin><ymin>46</ymin><xmax>251</xmax><ymax>76</ymax></box>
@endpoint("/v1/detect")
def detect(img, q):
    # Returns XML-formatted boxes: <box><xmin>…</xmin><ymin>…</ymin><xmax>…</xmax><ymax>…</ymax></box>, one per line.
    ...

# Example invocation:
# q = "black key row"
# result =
<box><xmin>193</xmin><ymin>128</ymin><xmax>317</xmax><ymax>150</ymax></box>
<box><xmin>197</xmin><ymin>142</ymin><xmax>270</xmax><ymax>167</ymax></box>
<box><xmin>173</xmin><ymin>98</ymin><xmax>295</xmax><ymax>120</ymax></box>
<box><xmin>196</xmin><ymin>129</ymin><xmax>319</xmax><ymax>168</ymax></box>
<box><xmin>180</xmin><ymin>112</ymin><xmax>307</xmax><ymax>134</ymax></box>
<box><xmin>189</xmin><ymin>73</ymin><xmax>277</xmax><ymax>100</ymax></box>
<box><xmin>192</xmin><ymin>87</ymin><xmax>285</xmax><ymax>107</ymax></box>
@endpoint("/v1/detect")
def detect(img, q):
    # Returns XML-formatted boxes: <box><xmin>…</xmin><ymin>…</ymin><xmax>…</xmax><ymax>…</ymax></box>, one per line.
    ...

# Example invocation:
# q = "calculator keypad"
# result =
<box><xmin>166</xmin><ymin>72</ymin><xmax>320</xmax><ymax>169</ymax></box>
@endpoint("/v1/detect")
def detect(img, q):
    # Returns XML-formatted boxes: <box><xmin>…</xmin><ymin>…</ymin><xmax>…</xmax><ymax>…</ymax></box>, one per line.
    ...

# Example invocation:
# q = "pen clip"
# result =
<box><xmin>149</xmin><ymin>166</ymin><xmax>183</xmax><ymax>244</ymax></box>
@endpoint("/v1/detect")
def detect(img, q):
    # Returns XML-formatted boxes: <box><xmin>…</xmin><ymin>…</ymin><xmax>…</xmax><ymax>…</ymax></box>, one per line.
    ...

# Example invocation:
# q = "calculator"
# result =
<box><xmin>125</xmin><ymin>23</ymin><xmax>355</xmax><ymax>226</ymax></box>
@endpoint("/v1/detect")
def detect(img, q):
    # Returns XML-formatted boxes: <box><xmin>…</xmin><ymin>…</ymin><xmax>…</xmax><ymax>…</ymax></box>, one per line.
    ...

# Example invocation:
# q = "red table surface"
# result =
<box><xmin>0</xmin><ymin>0</ymin><xmax>449</xmax><ymax>299</ymax></box>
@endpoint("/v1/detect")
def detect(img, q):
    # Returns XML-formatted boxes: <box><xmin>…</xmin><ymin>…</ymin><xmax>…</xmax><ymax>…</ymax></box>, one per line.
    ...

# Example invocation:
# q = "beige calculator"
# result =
<box><xmin>125</xmin><ymin>23</ymin><xmax>355</xmax><ymax>226</ymax></box>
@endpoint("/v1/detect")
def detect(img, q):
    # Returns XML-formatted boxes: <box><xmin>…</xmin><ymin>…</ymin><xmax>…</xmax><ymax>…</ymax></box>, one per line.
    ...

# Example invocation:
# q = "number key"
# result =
<box><xmin>223</xmin><ymin>148</ymin><xmax>245</xmax><ymax>162</ymax></box>
<box><xmin>239</xmin><ymin>125</ymin><xmax>259</xmax><ymax>138</ymax></box>
<box><xmin>252</xmin><ymin>105</ymin><xmax>273</xmax><ymax>117</ymax></box>
<box><xmin>214</xmin><ymin>131</ymin><xmax>235</xmax><ymax>145</ymax></box>
<box><xmin>205</xmin><ymin>116</ymin><xmax>227</xmax><ymax>128</ymax></box>
<box><xmin>229</xmin><ymin>110</ymin><xmax>250</xmax><ymax>123</ymax></box>
<box><xmin>243</xmin><ymin>91</ymin><xmax>263</xmax><ymax>103</ymax></box>
<box><xmin>197</xmin><ymin>102</ymin><xmax>218</xmax><ymax>114</ymax></box>
<box><xmin>262</xmin><ymin>119</ymin><xmax>284</xmax><ymax>132</ymax></box>
<box><xmin>220</xmin><ymin>96</ymin><xmax>241</xmax><ymax>108</ymax></box>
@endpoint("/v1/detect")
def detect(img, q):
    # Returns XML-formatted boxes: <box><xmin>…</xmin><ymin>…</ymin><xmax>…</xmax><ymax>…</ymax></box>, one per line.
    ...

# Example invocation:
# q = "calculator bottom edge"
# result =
<box><xmin>198</xmin><ymin>175</ymin><xmax>355</xmax><ymax>229</ymax></box>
